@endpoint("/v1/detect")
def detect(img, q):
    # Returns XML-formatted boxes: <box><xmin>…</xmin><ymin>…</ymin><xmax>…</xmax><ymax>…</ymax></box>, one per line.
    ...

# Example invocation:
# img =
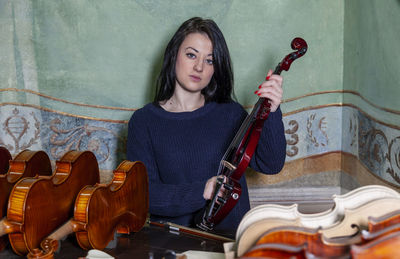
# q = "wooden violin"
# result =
<box><xmin>241</xmin><ymin>226</ymin><xmax>352</xmax><ymax>259</ymax></box>
<box><xmin>0</xmin><ymin>150</ymin><xmax>52</xmax><ymax>251</ymax></box>
<box><xmin>27</xmin><ymin>160</ymin><xmax>148</xmax><ymax>259</ymax></box>
<box><xmin>0</xmin><ymin>147</ymin><xmax>12</xmax><ymax>174</ymax></box>
<box><xmin>237</xmin><ymin>196</ymin><xmax>400</xmax><ymax>258</ymax></box>
<box><xmin>349</xmin><ymin>210</ymin><xmax>400</xmax><ymax>259</ymax></box>
<box><xmin>1</xmin><ymin>150</ymin><xmax>99</xmax><ymax>255</ymax></box>
<box><xmin>351</xmin><ymin>230</ymin><xmax>400</xmax><ymax>259</ymax></box>
<box><xmin>237</xmin><ymin>197</ymin><xmax>400</xmax><ymax>256</ymax></box>
<box><xmin>196</xmin><ymin>37</ymin><xmax>308</xmax><ymax>231</ymax></box>
<box><xmin>241</xmin><ymin>209</ymin><xmax>400</xmax><ymax>259</ymax></box>
<box><xmin>234</xmin><ymin>185</ymin><xmax>400</xmax><ymax>256</ymax></box>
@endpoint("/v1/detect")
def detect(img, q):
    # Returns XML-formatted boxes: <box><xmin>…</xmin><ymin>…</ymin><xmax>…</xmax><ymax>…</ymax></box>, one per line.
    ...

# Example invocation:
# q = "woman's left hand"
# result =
<box><xmin>254</xmin><ymin>69</ymin><xmax>283</xmax><ymax>112</ymax></box>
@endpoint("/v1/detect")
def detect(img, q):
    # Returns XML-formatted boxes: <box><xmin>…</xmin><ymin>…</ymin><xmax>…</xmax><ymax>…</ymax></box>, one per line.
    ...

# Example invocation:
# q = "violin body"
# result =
<box><xmin>0</xmin><ymin>150</ymin><xmax>52</xmax><ymax>251</ymax></box>
<box><xmin>0</xmin><ymin>147</ymin><xmax>12</xmax><ymax>174</ymax></box>
<box><xmin>238</xmin><ymin>198</ymin><xmax>400</xmax><ymax>256</ymax></box>
<box><xmin>233</xmin><ymin>185</ymin><xmax>400</xmax><ymax>256</ymax></box>
<box><xmin>352</xmin><ymin>231</ymin><xmax>400</xmax><ymax>259</ymax></box>
<box><xmin>365</xmin><ymin>209</ymin><xmax>400</xmax><ymax>237</ymax></box>
<box><xmin>5</xmin><ymin>150</ymin><xmax>99</xmax><ymax>255</ymax></box>
<box><xmin>196</xmin><ymin>38</ymin><xmax>308</xmax><ymax>231</ymax></box>
<box><xmin>241</xmin><ymin>212</ymin><xmax>400</xmax><ymax>259</ymax></box>
<box><xmin>241</xmin><ymin>226</ymin><xmax>351</xmax><ymax>259</ymax></box>
<box><xmin>27</xmin><ymin>160</ymin><xmax>149</xmax><ymax>259</ymax></box>
<box><xmin>236</xmin><ymin>184</ymin><xmax>400</xmax><ymax>241</ymax></box>
<box><xmin>73</xmin><ymin>160</ymin><xmax>148</xmax><ymax>250</ymax></box>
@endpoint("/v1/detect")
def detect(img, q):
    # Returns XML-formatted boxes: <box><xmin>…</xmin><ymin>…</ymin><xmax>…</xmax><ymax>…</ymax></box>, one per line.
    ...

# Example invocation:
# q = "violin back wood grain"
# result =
<box><xmin>6</xmin><ymin>150</ymin><xmax>99</xmax><ymax>255</ymax></box>
<box><xmin>0</xmin><ymin>150</ymin><xmax>52</xmax><ymax>251</ymax></box>
<box><xmin>73</xmin><ymin>160</ymin><xmax>148</xmax><ymax>250</ymax></box>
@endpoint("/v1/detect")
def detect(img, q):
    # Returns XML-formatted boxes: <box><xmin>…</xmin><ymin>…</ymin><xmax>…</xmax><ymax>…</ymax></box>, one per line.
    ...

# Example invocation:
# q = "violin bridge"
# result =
<box><xmin>222</xmin><ymin>160</ymin><xmax>236</xmax><ymax>171</ymax></box>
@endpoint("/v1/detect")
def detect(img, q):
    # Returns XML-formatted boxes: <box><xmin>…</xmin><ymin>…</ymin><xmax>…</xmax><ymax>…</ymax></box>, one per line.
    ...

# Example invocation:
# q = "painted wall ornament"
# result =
<box><xmin>48</xmin><ymin>117</ymin><xmax>123</xmax><ymax>166</ymax></box>
<box><xmin>307</xmin><ymin>113</ymin><xmax>329</xmax><ymax>148</ymax></box>
<box><xmin>0</xmin><ymin>108</ymin><xmax>40</xmax><ymax>153</ymax></box>
<box><xmin>285</xmin><ymin>120</ymin><xmax>299</xmax><ymax>157</ymax></box>
<box><xmin>387</xmin><ymin>136</ymin><xmax>400</xmax><ymax>184</ymax></box>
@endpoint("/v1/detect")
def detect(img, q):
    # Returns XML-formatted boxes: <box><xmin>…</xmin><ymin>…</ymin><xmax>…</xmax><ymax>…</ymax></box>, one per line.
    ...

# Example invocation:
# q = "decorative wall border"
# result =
<box><xmin>1</xmin><ymin>100</ymin><xmax>400</xmax><ymax>188</ymax></box>
<box><xmin>280</xmin><ymin>105</ymin><xmax>400</xmax><ymax>186</ymax></box>
<box><xmin>0</xmin><ymin>105</ymin><xmax>127</xmax><ymax>175</ymax></box>
<box><xmin>2</xmin><ymin>88</ymin><xmax>400</xmax><ymax>121</ymax></box>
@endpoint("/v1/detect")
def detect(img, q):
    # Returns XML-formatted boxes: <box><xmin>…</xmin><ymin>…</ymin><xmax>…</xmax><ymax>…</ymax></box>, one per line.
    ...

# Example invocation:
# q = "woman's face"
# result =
<box><xmin>175</xmin><ymin>32</ymin><xmax>214</xmax><ymax>94</ymax></box>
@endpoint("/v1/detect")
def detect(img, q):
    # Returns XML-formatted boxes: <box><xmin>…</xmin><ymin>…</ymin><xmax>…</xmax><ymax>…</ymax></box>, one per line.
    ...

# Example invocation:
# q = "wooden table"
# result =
<box><xmin>0</xmin><ymin>225</ymin><xmax>226</xmax><ymax>258</ymax></box>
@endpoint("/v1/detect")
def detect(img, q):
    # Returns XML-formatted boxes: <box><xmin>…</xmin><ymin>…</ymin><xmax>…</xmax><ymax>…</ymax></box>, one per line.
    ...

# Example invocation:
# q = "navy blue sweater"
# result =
<box><xmin>126</xmin><ymin>101</ymin><xmax>286</xmax><ymax>233</ymax></box>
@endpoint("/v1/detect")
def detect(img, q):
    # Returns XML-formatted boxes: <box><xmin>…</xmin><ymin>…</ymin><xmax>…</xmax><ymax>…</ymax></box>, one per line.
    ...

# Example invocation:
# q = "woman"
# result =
<box><xmin>127</xmin><ymin>17</ymin><xmax>286</xmax><ymax>234</ymax></box>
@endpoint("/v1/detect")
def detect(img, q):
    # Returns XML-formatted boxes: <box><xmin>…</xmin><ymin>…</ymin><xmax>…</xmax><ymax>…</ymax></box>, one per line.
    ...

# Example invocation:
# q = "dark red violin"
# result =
<box><xmin>196</xmin><ymin>37</ymin><xmax>308</xmax><ymax>231</ymax></box>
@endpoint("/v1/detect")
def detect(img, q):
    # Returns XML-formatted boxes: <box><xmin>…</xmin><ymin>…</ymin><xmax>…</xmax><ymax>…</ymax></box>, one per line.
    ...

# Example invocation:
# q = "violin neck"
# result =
<box><xmin>0</xmin><ymin>218</ymin><xmax>5</xmax><ymax>236</ymax></box>
<box><xmin>0</xmin><ymin>218</ymin><xmax>21</xmax><ymax>236</ymax></box>
<box><xmin>47</xmin><ymin>219</ymin><xmax>74</xmax><ymax>241</ymax></box>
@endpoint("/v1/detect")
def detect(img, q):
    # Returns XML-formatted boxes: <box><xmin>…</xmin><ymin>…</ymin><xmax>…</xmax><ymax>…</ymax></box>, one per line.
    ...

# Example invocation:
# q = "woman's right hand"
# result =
<box><xmin>203</xmin><ymin>175</ymin><xmax>226</xmax><ymax>200</ymax></box>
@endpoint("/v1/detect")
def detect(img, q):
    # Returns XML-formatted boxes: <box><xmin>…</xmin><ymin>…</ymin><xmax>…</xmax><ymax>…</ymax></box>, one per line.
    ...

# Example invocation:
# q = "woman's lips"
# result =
<box><xmin>190</xmin><ymin>75</ymin><xmax>201</xmax><ymax>82</ymax></box>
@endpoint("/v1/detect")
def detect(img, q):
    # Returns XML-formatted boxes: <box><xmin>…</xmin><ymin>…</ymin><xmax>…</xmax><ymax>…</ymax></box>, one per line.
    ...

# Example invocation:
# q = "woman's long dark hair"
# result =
<box><xmin>153</xmin><ymin>17</ymin><xmax>234</xmax><ymax>104</ymax></box>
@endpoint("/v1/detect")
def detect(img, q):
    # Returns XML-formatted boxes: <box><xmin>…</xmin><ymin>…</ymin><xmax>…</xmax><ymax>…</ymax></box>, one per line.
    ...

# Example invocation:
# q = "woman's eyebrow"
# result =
<box><xmin>185</xmin><ymin>47</ymin><xmax>213</xmax><ymax>56</ymax></box>
<box><xmin>185</xmin><ymin>47</ymin><xmax>198</xmax><ymax>53</ymax></box>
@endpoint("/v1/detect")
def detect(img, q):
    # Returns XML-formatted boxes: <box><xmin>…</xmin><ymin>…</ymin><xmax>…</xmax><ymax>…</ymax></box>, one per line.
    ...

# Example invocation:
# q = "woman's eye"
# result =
<box><xmin>206</xmin><ymin>59</ymin><xmax>213</xmax><ymax>65</ymax></box>
<box><xmin>186</xmin><ymin>53</ymin><xmax>196</xmax><ymax>59</ymax></box>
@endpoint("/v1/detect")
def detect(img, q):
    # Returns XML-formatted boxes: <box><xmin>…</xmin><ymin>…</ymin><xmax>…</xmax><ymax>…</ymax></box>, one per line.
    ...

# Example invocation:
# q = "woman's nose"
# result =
<box><xmin>194</xmin><ymin>59</ymin><xmax>203</xmax><ymax>72</ymax></box>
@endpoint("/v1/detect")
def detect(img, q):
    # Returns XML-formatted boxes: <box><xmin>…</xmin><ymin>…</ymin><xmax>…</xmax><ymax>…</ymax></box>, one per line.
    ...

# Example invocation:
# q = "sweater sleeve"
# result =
<box><xmin>249</xmin><ymin>106</ymin><xmax>287</xmax><ymax>174</ymax></box>
<box><xmin>126</xmin><ymin>111</ymin><xmax>207</xmax><ymax>217</ymax></box>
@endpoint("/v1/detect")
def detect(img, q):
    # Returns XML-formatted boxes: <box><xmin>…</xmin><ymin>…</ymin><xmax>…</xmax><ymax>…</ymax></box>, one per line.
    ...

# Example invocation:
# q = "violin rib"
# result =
<box><xmin>351</xmin><ymin>231</ymin><xmax>400</xmax><ymax>259</ymax></box>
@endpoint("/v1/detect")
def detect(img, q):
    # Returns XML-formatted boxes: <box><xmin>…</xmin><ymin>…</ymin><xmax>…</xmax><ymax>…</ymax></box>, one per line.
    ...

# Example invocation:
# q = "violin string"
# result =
<box><xmin>217</xmin><ymin>98</ymin><xmax>263</xmax><ymax>175</ymax></box>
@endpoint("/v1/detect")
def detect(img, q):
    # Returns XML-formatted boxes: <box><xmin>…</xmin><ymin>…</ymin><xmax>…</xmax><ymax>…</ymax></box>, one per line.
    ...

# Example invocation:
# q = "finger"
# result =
<box><xmin>203</xmin><ymin>177</ymin><xmax>216</xmax><ymax>200</ymax></box>
<box><xmin>255</xmin><ymin>89</ymin><xmax>282</xmax><ymax>110</ymax></box>
<box><xmin>268</xmin><ymin>74</ymin><xmax>283</xmax><ymax>85</ymax></box>
<box><xmin>255</xmin><ymin>86</ymin><xmax>283</xmax><ymax>99</ymax></box>
<box><xmin>265</xmin><ymin>69</ymin><xmax>273</xmax><ymax>80</ymax></box>
<box><xmin>261</xmin><ymin>82</ymin><xmax>283</xmax><ymax>94</ymax></box>
<box><xmin>258</xmin><ymin>92</ymin><xmax>281</xmax><ymax>105</ymax></box>
<box><xmin>259</xmin><ymin>76</ymin><xmax>283</xmax><ymax>88</ymax></box>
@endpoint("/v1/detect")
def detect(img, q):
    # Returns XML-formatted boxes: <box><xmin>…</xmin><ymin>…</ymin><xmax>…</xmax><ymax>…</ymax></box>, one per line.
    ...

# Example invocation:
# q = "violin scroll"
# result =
<box><xmin>27</xmin><ymin>238</ymin><xmax>58</xmax><ymax>259</ymax></box>
<box><xmin>275</xmin><ymin>37</ymin><xmax>308</xmax><ymax>74</ymax></box>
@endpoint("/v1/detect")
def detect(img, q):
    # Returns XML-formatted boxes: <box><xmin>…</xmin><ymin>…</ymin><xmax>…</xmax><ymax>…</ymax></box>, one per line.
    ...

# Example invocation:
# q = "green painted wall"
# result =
<box><xmin>1</xmin><ymin>0</ymin><xmax>344</xmax><ymax>120</ymax></box>
<box><xmin>1</xmin><ymin>0</ymin><xmax>400</xmax><ymax>188</ymax></box>
<box><xmin>344</xmin><ymin>0</ymin><xmax>400</xmax><ymax>118</ymax></box>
